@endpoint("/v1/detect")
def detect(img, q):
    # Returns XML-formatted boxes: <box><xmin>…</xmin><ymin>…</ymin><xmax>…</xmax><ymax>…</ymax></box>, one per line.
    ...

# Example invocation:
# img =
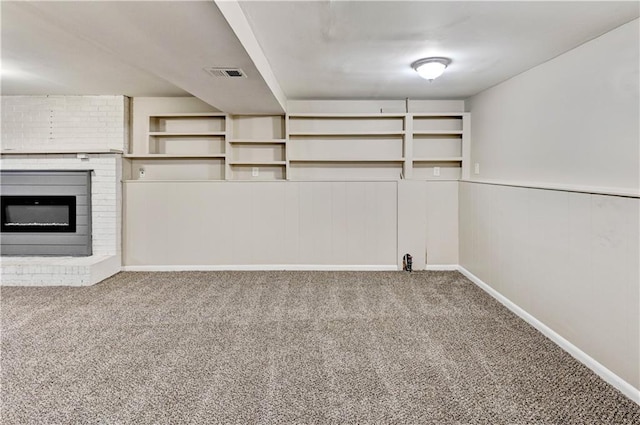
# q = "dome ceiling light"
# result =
<box><xmin>411</xmin><ymin>57</ymin><xmax>452</xmax><ymax>81</ymax></box>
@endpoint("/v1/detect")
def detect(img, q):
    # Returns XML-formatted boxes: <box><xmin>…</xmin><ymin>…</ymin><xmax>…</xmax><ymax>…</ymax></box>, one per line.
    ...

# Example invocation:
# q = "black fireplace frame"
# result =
<box><xmin>1</xmin><ymin>195</ymin><xmax>77</xmax><ymax>233</ymax></box>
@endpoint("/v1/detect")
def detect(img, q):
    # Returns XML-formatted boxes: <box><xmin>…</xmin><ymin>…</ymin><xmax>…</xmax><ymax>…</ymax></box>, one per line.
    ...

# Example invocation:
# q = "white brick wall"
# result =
<box><xmin>1</xmin><ymin>95</ymin><xmax>128</xmax><ymax>152</ymax></box>
<box><xmin>1</xmin><ymin>95</ymin><xmax>127</xmax><ymax>285</ymax></box>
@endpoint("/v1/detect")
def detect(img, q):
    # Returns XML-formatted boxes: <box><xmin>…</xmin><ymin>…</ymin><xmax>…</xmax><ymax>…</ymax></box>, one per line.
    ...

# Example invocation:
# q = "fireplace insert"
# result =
<box><xmin>1</xmin><ymin>170</ymin><xmax>91</xmax><ymax>256</ymax></box>
<box><xmin>1</xmin><ymin>195</ymin><xmax>77</xmax><ymax>233</ymax></box>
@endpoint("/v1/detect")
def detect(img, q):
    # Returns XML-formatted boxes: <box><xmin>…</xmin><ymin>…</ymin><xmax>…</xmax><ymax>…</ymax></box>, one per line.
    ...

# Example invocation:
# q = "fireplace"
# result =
<box><xmin>1</xmin><ymin>196</ymin><xmax>77</xmax><ymax>233</ymax></box>
<box><xmin>0</xmin><ymin>170</ymin><xmax>92</xmax><ymax>256</ymax></box>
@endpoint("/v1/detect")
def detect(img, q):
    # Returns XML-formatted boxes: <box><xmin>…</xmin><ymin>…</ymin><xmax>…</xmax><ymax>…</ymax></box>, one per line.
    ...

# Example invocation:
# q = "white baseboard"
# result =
<box><xmin>122</xmin><ymin>264</ymin><xmax>460</xmax><ymax>272</ymax></box>
<box><xmin>122</xmin><ymin>264</ymin><xmax>398</xmax><ymax>272</ymax></box>
<box><xmin>89</xmin><ymin>255</ymin><xmax>121</xmax><ymax>286</ymax></box>
<box><xmin>457</xmin><ymin>266</ymin><xmax>640</xmax><ymax>406</ymax></box>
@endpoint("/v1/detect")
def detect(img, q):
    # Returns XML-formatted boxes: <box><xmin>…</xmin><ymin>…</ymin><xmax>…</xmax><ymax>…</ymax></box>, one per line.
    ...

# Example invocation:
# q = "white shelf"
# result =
<box><xmin>123</xmin><ymin>179</ymin><xmax>226</xmax><ymax>183</ymax></box>
<box><xmin>149</xmin><ymin>132</ymin><xmax>226</xmax><ymax>137</ymax></box>
<box><xmin>124</xmin><ymin>179</ymin><xmax>295</xmax><ymax>184</ymax></box>
<box><xmin>413</xmin><ymin>157</ymin><xmax>463</xmax><ymax>162</ymax></box>
<box><xmin>289</xmin><ymin>131</ymin><xmax>405</xmax><ymax>136</ymax></box>
<box><xmin>413</xmin><ymin>131</ymin><xmax>463</xmax><ymax>135</ymax></box>
<box><xmin>288</xmin><ymin>113</ymin><xmax>407</xmax><ymax>118</ymax></box>
<box><xmin>229</xmin><ymin>161</ymin><xmax>286</xmax><ymax>166</ymax></box>
<box><xmin>150</xmin><ymin>113</ymin><xmax>226</xmax><ymax>118</ymax></box>
<box><xmin>228</xmin><ymin>139</ymin><xmax>286</xmax><ymax>144</ymax></box>
<box><xmin>1</xmin><ymin>149</ymin><xmax>124</xmax><ymax>154</ymax></box>
<box><xmin>124</xmin><ymin>154</ymin><xmax>225</xmax><ymax>159</ymax></box>
<box><xmin>289</xmin><ymin>158</ymin><xmax>405</xmax><ymax>163</ymax></box>
<box><xmin>410</xmin><ymin>113</ymin><xmax>465</xmax><ymax>117</ymax></box>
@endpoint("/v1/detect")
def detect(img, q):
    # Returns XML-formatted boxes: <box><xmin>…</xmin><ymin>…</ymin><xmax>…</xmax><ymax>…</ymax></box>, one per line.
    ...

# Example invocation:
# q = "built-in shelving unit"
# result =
<box><xmin>125</xmin><ymin>110</ymin><xmax>469</xmax><ymax>182</ymax></box>
<box><xmin>227</xmin><ymin>115</ymin><xmax>287</xmax><ymax>180</ymax></box>
<box><xmin>125</xmin><ymin>113</ymin><xmax>227</xmax><ymax>181</ymax></box>
<box><xmin>287</xmin><ymin>114</ymin><xmax>407</xmax><ymax>181</ymax></box>
<box><xmin>407</xmin><ymin>113</ymin><xmax>468</xmax><ymax>180</ymax></box>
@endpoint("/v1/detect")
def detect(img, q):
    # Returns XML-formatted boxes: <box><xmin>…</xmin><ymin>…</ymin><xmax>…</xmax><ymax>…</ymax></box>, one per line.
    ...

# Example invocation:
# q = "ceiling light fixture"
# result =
<box><xmin>412</xmin><ymin>57</ymin><xmax>451</xmax><ymax>81</ymax></box>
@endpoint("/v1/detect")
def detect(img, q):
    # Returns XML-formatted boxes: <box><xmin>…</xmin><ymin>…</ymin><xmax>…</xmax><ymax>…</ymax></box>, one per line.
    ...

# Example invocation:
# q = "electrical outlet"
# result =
<box><xmin>474</xmin><ymin>163</ymin><xmax>480</xmax><ymax>175</ymax></box>
<box><xmin>252</xmin><ymin>167</ymin><xmax>259</xmax><ymax>177</ymax></box>
<box><xmin>433</xmin><ymin>167</ymin><xmax>440</xmax><ymax>177</ymax></box>
<box><xmin>139</xmin><ymin>168</ymin><xmax>145</xmax><ymax>178</ymax></box>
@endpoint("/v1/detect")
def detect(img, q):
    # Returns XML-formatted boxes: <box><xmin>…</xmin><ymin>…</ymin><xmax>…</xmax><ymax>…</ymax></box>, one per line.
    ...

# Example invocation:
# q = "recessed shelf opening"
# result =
<box><xmin>130</xmin><ymin>112</ymin><xmax>467</xmax><ymax>182</ymax></box>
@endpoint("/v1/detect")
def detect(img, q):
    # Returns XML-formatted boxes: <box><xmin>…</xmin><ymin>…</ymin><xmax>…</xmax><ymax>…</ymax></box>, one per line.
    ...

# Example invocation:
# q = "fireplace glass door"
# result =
<box><xmin>1</xmin><ymin>196</ymin><xmax>76</xmax><ymax>233</ymax></box>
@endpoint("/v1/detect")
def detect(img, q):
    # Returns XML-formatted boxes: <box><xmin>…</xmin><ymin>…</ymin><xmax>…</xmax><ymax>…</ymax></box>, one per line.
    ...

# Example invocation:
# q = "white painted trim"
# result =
<box><xmin>90</xmin><ymin>256</ymin><xmax>121</xmax><ymax>286</ymax></box>
<box><xmin>122</xmin><ymin>264</ymin><xmax>399</xmax><ymax>272</ymax></box>
<box><xmin>425</xmin><ymin>264</ymin><xmax>459</xmax><ymax>271</ymax></box>
<box><xmin>460</xmin><ymin>179</ymin><xmax>639</xmax><ymax>199</ymax></box>
<box><xmin>123</xmin><ymin>264</ymin><xmax>459</xmax><ymax>272</ymax></box>
<box><xmin>457</xmin><ymin>266</ymin><xmax>640</xmax><ymax>406</ymax></box>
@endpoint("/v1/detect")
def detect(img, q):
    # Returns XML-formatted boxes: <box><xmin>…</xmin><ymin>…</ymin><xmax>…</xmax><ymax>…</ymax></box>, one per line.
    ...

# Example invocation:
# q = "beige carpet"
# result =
<box><xmin>1</xmin><ymin>271</ymin><xmax>638</xmax><ymax>424</ymax></box>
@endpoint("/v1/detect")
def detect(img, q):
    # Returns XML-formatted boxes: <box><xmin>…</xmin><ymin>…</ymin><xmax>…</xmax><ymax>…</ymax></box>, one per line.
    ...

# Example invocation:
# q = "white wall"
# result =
<box><xmin>462</xmin><ymin>19</ymin><xmax>640</xmax><ymax>394</ymax></box>
<box><xmin>467</xmin><ymin>19</ymin><xmax>639</xmax><ymax>191</ymax></box>
<box><xmin>2</xmin><ymin>95</ymin><xmax>128</xmax><ymax>153</ymax></box>
<box><xmin>287</xmin><ymin>99</ymin><xmax>464</xmax><ymax>114</ymax></box>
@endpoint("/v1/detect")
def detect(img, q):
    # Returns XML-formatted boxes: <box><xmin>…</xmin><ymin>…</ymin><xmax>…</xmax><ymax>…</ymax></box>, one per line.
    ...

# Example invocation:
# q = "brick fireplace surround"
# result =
<box><xmin>1</xmin><ymin>95</ymin><xmax>127</xmax><ymax>286</ymax></box>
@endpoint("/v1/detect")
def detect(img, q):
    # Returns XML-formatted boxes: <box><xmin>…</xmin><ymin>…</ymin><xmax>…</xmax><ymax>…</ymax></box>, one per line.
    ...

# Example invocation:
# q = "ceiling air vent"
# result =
<box><xmin>204</xmin><ymin>67</ymin><xmax>246</xmax><ymax>78</ymax></box>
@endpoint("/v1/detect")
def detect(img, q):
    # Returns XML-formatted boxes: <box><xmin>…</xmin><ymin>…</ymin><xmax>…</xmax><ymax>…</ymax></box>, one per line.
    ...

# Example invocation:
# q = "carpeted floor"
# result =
<box><xmin>1</xmin><ymin>271</ymin><xmax>638</xmax><ymax>424</ymax></box>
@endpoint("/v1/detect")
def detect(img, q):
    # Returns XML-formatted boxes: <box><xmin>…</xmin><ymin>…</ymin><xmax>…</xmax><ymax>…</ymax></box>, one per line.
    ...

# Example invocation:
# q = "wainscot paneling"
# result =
<box><xmin>124</xmin><ymin>181</ymin><xmax>399</xmax><ymax>267</ymax></box>
<box><xmin>459</xmin><ymin>181</ymin><xmax>640</xmax><ymax>390</ymax></box>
